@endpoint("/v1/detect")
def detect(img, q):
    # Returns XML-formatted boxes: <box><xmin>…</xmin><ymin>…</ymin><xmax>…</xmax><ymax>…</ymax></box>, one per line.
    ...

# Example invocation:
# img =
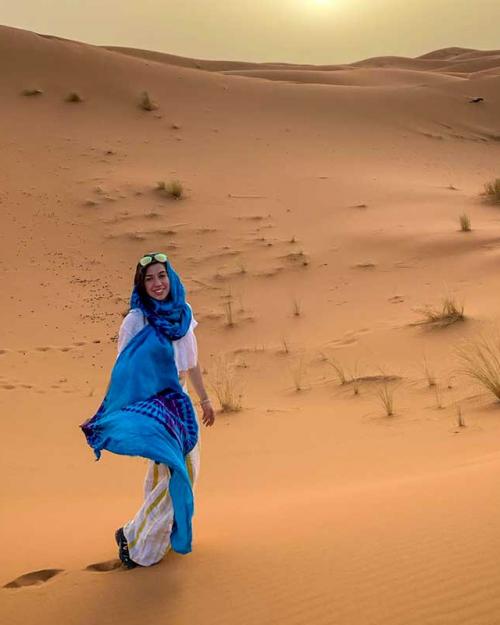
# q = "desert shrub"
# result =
<box><xmin>324</xmin><ymin>355</ymin><xmax>347</xmax><ymax>385</ymax></box>
<box><xmin>290</xmin><ymin>356</ymin><xmax>306</xmax><ymax>392</ymax></box>
<box><xmin>434</xmin><ymin>384</ymin><xmax>444</xmax><ymax>409</ymax></box>
<box><xmin>157</xmin><ymin>180</ymin><xmax>183</xmax><ymax>199</ymax></box>
<box><xmin>209</xmin><ymin>356</ymin><xmax>242</xmax><ymax>412</ymax></box>
<box><xmin>422</xmin><ymin>357</ymin><xmax>436</xmax><ymax>387</ymax></box>
<box><xmin>223</xmin><ymin>298</ymin><xmax>234</xmax><ymax>327</ymax></box>
<box><xmin>417</xmin><ymin>296</ymin><xmax>465</xmax><ymax>327</ymax></box>
<box><xmin>459</xmin><ymin>213</ymin><xmax>471</xmax><ymax>232</ymax></box>
<box><xmin>377</xmin><ymin>380</ymin><xmax>396</xmax><ymax>416</ymax></box>
<box><xmin>280</xmin><ymin>337</ymin><xmax>290</xmax><ymax>354</ymax></box>
<box><xmin>458</xmin><ymin>335</ymin><xmax>500</xmax><ymax>400</ymax></box>
<box><xmin>292</xmin><ymin>297</ymin><xmax>301</xmax><ymax>317</ymax></box>
<box><xmin>484</xmin><ymin>178</ymin><xmax>500</xmax><ymax>203</ymax></box>
<box><xmin>139</xmin><ymin>91</ymin><xmax>158</xmax><ymax>111</ymax></box>
<box><xmin>349</xmin><ymin>363</ymin><xmax>361</xmax><ymax>395</ymax></box>
<box><xmin>65</xmin><ymin>92</ymin><xmax>83</xmax><ymax>103</ymax></box>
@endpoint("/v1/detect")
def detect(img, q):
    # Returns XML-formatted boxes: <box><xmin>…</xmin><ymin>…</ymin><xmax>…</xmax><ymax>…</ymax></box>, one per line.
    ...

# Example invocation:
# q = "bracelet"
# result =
<box><xmin>200</xmin><ymin>398</ymin><xmax>211</xmax><ymax>406</ymax></box>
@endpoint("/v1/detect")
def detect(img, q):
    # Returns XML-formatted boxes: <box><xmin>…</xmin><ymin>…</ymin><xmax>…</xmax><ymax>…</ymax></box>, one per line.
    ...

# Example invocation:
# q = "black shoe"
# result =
<box><xmin>115</xmin><ymin>527</ymin><xmax>139</xmax><ymax>569</ymax></box>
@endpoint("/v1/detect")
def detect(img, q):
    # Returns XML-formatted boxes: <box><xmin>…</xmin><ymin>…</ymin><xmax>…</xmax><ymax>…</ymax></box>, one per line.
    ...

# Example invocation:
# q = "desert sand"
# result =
<box><xmin>1</xmin><ymin>24</ymin><xmax>500</xmax><ymax>624</ymax></box>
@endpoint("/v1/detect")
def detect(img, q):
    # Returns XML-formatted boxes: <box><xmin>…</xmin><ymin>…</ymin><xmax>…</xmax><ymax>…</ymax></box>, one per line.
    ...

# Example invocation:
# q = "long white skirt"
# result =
<box><xmin>123</xmin><ymin>404</ymin><xmax>200</xmax><ymax>566</ymax></box>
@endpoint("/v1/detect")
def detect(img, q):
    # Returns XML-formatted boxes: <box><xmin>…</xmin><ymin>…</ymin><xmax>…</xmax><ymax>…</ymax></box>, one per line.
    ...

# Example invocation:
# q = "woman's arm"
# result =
<box><xmin>188</xmin><ymin>363</ymin><xmax>215</xmax><ymax>426</ymax></box>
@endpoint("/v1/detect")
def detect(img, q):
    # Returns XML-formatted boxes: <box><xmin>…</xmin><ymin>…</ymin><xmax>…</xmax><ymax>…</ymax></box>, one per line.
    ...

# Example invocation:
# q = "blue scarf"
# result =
<box><xmin>81</xmin><ymin>263</ymin><xmax>198</xmax><ymax>554</ymax></box>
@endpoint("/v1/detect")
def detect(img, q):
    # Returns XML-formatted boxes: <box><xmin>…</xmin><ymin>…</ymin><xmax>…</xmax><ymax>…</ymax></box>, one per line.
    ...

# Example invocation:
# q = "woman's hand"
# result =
<box><xmin>201</xmin><ymin>400</ymin><xmax>216</xmax><ymax>427</ymax></box>
<box><xmin>187</xmin><ymin>364</ymin><xmax>215</xmax><ymax>426</ymax></box>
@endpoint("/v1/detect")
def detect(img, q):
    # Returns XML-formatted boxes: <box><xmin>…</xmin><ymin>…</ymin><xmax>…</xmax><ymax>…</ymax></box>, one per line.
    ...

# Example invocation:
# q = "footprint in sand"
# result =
<box><xmin>3</xmin><ymin>569</ymin><xmax>64</xmax><ymax>589</ymax></box>
<box><xmin>389</xmin><ymin>295</ymin><xmax>405</xmax><ymax>304</ymax></box>
<box><xmin>85</xmin><ymin>559</ymin><xmax>122</xmax><ymax>573</ymax></box>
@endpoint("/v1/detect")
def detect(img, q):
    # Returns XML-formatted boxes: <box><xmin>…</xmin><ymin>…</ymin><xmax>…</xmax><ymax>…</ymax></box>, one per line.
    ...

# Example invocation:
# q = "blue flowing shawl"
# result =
<box><xmin>80</xmin><ymin>263</ymin><xmax>198</xmax><ymax>554</ymax></box>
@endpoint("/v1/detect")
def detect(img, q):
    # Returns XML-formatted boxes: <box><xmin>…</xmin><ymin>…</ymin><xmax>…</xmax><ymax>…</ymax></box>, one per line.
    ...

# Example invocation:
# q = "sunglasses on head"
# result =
<box><xmin>139</xmin><ymin>252</ymin><xmax>168</xmax><ymax>267</ymax></box>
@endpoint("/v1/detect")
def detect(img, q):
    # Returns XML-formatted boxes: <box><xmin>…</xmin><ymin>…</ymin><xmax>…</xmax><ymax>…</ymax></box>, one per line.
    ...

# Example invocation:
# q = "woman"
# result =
<box><xmin>81</xmin><ymin>252</ymin><xmax>215</xmax><ymax>569</ymax></box>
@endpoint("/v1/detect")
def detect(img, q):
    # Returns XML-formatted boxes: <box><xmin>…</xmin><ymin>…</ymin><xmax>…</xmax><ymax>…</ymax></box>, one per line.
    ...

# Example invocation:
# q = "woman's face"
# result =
<box><xmin>144</xmin><ymin>263</ymin><xmax>170</xmax><ymax>300</ymax></box>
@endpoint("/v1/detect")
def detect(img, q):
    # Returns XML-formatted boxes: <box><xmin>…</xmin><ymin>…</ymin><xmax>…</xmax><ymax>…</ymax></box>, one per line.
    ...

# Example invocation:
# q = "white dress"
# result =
<box><xmin>117</xmin><ymin>306</ymin><xmax>199</xmax><ymax>383</ymax></box>
<box><xmin>118</xmin><ymin>306</ymin><xmax>201</xmax><ymax>566</ymax></box>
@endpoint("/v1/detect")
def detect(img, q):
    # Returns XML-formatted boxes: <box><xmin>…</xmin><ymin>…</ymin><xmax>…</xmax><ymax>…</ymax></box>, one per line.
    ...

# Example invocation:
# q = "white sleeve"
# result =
<box><xmin>173</xmin><ymin>314</ymin><xmax>198</xmax><ymax>372</ymax></box>
<box><xmin>117</xmin><ymin>310</ymin><xmax>144</xmax><ymax>355</ymax></box>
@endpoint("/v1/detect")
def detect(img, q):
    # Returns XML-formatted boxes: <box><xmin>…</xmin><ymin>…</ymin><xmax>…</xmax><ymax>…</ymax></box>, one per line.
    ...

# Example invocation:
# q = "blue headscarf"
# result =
<box><xmin>103</xmin><ymin>262</ymin><xmax>193</xmax><ymax>413</ymax></box>
<box><xmin>81</xmin><ymin>261</ymin><xmax>198</xmax><ymax>554</ymax></box>
<box><xmin>130</xmin><ymin>261</ymin><xmax>192</xmax><ymax>341</ymax></box>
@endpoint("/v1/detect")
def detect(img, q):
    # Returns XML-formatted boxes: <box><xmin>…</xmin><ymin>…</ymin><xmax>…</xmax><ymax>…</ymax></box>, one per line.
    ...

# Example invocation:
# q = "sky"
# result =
<box><xmin>2</xmin><ymin>0</ymin><xmax>500</xmax><ymax>64</ymax></box>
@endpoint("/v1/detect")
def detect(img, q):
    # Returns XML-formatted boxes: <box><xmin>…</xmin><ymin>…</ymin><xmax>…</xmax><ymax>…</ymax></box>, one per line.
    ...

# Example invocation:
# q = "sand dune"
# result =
<box><xmin>106</xmin><ymin>44</ymin><xmax>500</xmax><ymax>78</ymax></box>
<box><xmin>106</xmin><ymin>44</ymin><xmax>351</xmax><ymax>73</ymax></box>
<box><xmin>105</xmin><ymin>45</ymin><xmax>263</xmax><ymax>71</ymax></box>
<box><xmin>417</xmin><ymin>46</ymin><xmax>500</xmax><ymax>61</ymax></box>
<box><xmin>436</xmin><ymin>56</ymin><xmax>500</xmax><ymax>74</ymax></box>
<box><xmin>222</xmin><ymin>67</ymin><xmax>465</xmax><ymax>87</ymax></box>
<box><xmin>1</xmin><ymin>24</ymin><xmax>500</xmax><ymax>625</ymax></box>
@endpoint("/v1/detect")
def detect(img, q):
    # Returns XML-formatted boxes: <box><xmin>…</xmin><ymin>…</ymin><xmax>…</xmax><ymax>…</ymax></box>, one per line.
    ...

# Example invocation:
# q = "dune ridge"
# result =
<box><xmin>106</xmin><ymin>42</ymin><xmax>500</xmax><ymax>81</ymax></box>
<box><xmin>1</xmin><ymin>24</ymin><xmax>500</xmax><ymax>625</ymax></box>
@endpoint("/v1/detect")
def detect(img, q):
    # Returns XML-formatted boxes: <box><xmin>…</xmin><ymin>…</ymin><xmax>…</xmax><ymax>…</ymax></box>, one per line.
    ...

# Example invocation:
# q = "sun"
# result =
<box><xmin>299</xmin><ymin>0</ymin><xmax>334</xmax><ymax>11</ymax></box>
<box><xmin>308</xmin><ymin>0</ymin><xmax>334</xmax><ymax>8</ymax></box>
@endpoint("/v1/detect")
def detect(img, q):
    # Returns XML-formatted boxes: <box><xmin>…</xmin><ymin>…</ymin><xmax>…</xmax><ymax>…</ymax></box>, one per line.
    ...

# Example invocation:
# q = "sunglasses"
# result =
<box><xmin>139</xmin><ymin>252</ymin><xmax>168</xmax><ymax>267</ymax></box>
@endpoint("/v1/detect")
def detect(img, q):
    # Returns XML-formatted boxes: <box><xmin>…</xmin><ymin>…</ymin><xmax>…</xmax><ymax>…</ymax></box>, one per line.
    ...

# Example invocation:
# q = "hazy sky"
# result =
<box><xmin>3</xmin><ymin>1</ymin><xmax>499</xmax><ymax>64</ymax></box>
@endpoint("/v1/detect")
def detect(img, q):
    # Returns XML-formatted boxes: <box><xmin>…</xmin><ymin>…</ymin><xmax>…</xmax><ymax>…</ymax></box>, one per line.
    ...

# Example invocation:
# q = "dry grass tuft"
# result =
<box><xmin>156</xmin><ymin>179</ymin><xmax>184</xmax><ymax>199</ymax></box>
<box><xmin>209</xmin><ymin>356</ymin><xmax>242</xmax><ymax>413</ymax></box>
<box><xmin>458</xmin><ymin>335</ymin><xmax>500</xmax><ymax>400</ymax></box>
<box><xmin>280</xmin><ymin>337</ymin><xmax>290</xmax><ymax>354</ymax></box>
<box><xmin>292</xmin><ymin>297</ymin><xmax>302</xmax><ymax>317</ymax></box>
<box><xmin>422</xmin><ymin>357</ymin><xmax>436</xmax><ymax>387</ymax></box>
<box><xmin>223</xmin><ymin>298</ymin><xmax>234</xmax><ymax>327</ymax></box>
<box><xmin>483</xmin><ymin>178</ymin><xmax>500</xmax><ymax>203</ymax></box>
<box><xmin>456</xmin><ymin>405</ymin><xmax>466</xmax><ymax>428</ymax></box>
<box><xmin>349</xmin><ymin>363</ymin><xmax>361</xmax><ymax>395</ymax></box>
<box><xmin>417</xmin><ymin>296</ymin><xmax>465</xmax><ymax>327</ymax></box>
<box><xmin>324</xmin><ymin>355</ymin><xmax>347</xmax><ymax>385</ymax></box>
<box><xmin>434</xmin><ymin>384</ymin><xmax>444</xmax><ymax>409</ymax></box>
<box><xmin>166</xmin><ymin>180</ymin><xmax>183</xmax><ymax>199</ymax></box>
<box><xmin>290</xmin><ymin>356</ymin><xmax>307</xmax><ymax>392</ymax></box>
<box><xmin>459</xmin><ymin>213</ymin><xmax>471</xmax><ymax>232</ymax></box>
<box><xmin>139</xmin><ymin>91</ymin><xmax>158</xmax><ymax>111</ymax></box>
<box><xmin>377</xmin><ymin>379</ymin><xmax>396</xmax><ymax>416</ymax></box>
<box><xmin>65</xmin><ymin>92</ymin><xmax>83</xmax><ymax>103</ymax></box>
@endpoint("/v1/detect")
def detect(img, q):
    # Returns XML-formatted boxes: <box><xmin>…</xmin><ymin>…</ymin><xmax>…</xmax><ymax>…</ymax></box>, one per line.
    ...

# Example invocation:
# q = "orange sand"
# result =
<box><xmin>1</xmin><ymin>25</ymin><xmax>500</xmax><ymax>624</ymax></box>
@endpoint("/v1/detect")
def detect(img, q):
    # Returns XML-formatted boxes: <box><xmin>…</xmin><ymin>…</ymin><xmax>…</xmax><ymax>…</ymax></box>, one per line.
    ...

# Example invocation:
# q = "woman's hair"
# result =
<box><xmin>133</xmin><ymin>260</ymin><xmax>169</xmax><ymax>305</ymax></box>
